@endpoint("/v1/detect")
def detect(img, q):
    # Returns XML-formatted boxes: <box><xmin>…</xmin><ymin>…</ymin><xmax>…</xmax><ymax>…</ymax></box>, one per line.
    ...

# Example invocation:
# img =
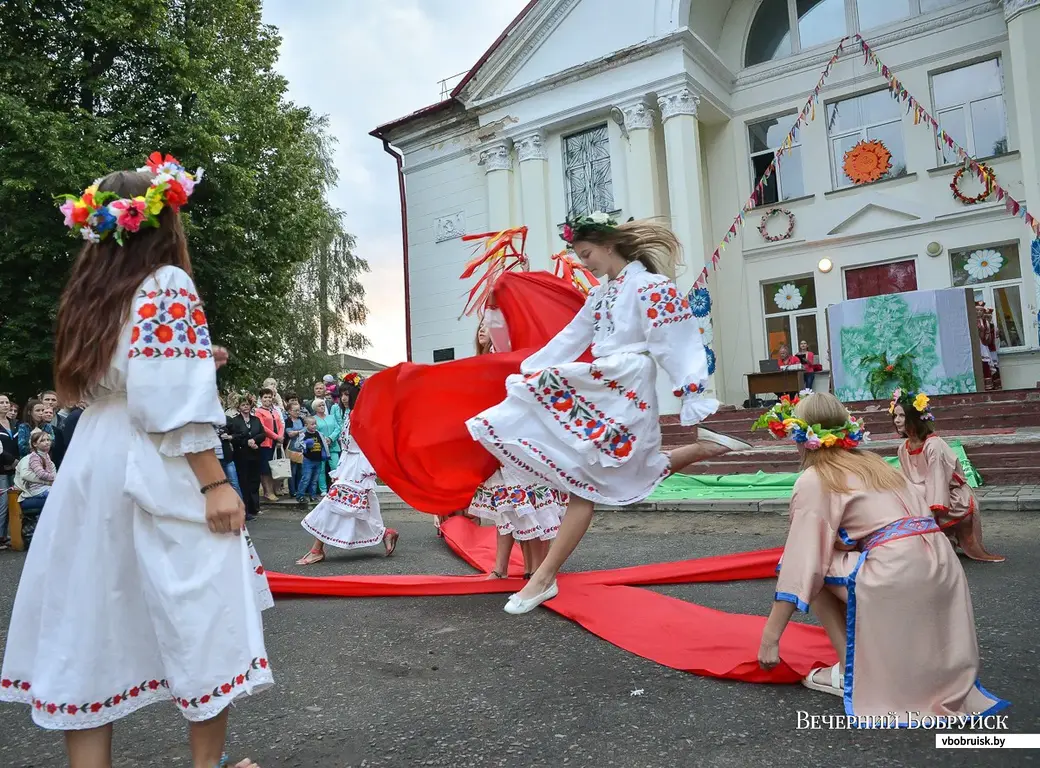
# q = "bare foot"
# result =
<box><xmin>383</xmin><ymin>528</ymin><xmax>399</xmax><ymax>556</ymax></box>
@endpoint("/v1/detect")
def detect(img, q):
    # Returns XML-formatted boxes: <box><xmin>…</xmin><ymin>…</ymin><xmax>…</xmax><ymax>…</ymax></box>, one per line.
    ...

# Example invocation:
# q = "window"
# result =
<box><xmin>856</xmin><ymin>0</ymin><xmax>910</xmax><ymax>31</ymax></box>
<box><xmin>932</xmin><ymin>60</ymin><xmax>1008</xmax><ymax>164</ymax></box>
<box><xmin>951</xmin><ymin>243</ymin><xmax>1025</xmax><ymax>349</ymax></box>
<box><xmin>827</xmin><ymin>90</ymin><xmax>908</xmax><ymax>188</ymax></box>
<box><xmin>749</xmin><ymin>116</ymin><xmax>805</xmax><ymax>204</ymax></box>
<box><xmin>745</xmin><ymin>0</ymin><xmax>963</xmax><ymax>69</ymax></box>
<box><xmin>762</xmin><ymin>276</ymin><xmax>819</xmax><ymax>358</ymax></box>
<box><xmin>563</xmin><ymin>125</ymin><xmax>614</xmax><ymax>218</ymax></box>
<box><xmin>433</xmin><ymin>348</ymin><xmax>455</xmax><ymax>362</ymax></box>
<box><xmin>845</xmin><ymin>259</ymin><xmax>918</xmax><ymax>300</ymax></box>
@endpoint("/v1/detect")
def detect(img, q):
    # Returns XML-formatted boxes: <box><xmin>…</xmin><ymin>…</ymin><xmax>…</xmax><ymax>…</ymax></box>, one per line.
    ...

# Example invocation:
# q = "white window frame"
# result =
<box><xmin>748</xmin><ymin>114</ymin><xmax>804</xmax><ymax>205</ymax></box>
<box><xmin>562</xmin><ymin>124</ymin><xmax>615</xmax><ymax>219</ymax></box>
<box><xmin>840</xmin><ymin>255</ymin><xmax>919</xmax><ymax>301</ymax></box>
<box><xmin>762</xmin><ymin>275</ymin><xmax>820</xmax><ymax>357</ymax></box>
<box><xmin>931</xmin><ymin>57</ymin><xmax>1009</xmax><ymax>165</ymax></box>
<box><xmin>949</xmin><ymin>242</ymin><xmax>1027</xmax><ymax>352</ymax></box>
<box><xmin>826</xmin><ymin>89</ymin><xmax>907</xmax><ymax>190</ymax></box>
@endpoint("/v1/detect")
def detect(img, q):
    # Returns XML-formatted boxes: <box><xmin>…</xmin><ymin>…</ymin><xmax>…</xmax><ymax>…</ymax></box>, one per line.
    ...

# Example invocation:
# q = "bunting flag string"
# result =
<box><xmin>689</xmin><ymin>33</ymin><xmax>1039</xmax><ymax>299</ymax></box>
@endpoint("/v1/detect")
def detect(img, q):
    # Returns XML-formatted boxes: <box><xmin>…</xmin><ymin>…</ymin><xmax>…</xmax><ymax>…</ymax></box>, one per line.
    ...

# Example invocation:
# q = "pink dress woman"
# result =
<box><xmin>896</xmin><ymin>434</ymin><xmax>1004</xmax><ymax>562</ymax></box>
<box><xmin>775</xmin><ymin>468</ymin><xmax>1007</xmax><ymax>722</ymax></box>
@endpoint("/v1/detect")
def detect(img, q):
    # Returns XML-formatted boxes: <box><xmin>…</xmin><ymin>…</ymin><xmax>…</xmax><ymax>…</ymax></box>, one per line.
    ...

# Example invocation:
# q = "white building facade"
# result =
<box><xmin>372</xmin><ymin>0</ymin><xmax>1040</xmax><ymax>412</ymax></box>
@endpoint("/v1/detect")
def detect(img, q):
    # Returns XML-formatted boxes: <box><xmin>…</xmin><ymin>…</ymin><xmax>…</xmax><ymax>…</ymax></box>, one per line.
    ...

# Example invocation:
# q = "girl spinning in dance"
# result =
<box><xmin>891</xmin><ymin>390</ymin><xmax>1004</xmax><ymax>562</ymax></box>
<box><xmin>467</xmin><ymin>213</ymin><xmax>749</xmax><ymax>614</ymax></box>
<box><xmin>0</xmin><ymin>156</ymin><xmax>270</xmax><ymax>767</ymax></box>
<box><xmin>296</xmin><ymin>374</ymin><xmax>399</xmax><ymax>564</ymax></box>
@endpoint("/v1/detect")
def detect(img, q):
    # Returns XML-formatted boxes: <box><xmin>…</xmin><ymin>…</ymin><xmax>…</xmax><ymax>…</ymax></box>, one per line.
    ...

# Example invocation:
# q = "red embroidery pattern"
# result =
<box><xmin>525</xmin><ymin>368</ymin><xmax>636</xmax><ymax>460</ymax></box>
<box><xmin>128</xmin><ymin>284</ymin><xmax>213</xmax><ymax>360</ymax></box>
<box><xmin>175</xmin><ymin>657</ymin><xmax>269</xmax><ymax>710</ymax></box>
<box><xmin>326</xmin><ymin>482</ymin><xmax>371</xmax><ymax>511</ymax></box>
<box><xmin>302</xmin><ymin>518</ymin><xmax>384</xmax><ymax>548</ymax></box>
<box><xmin>470</xmin><ymin>484</ymin><xmax>566</xmax><ymax>516</ymax></box>
<box><xmin>590</xmin><ymin>367</ymin><xmax>649</xmax><ymax>412</ymax></box>
<box><xmin>638</xmin><ymin>281</ymin><xmax>692</xmax><ymax>328</ymax></box>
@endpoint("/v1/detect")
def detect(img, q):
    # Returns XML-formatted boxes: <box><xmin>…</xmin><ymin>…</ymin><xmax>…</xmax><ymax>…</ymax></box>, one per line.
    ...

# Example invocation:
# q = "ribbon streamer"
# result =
<box><xmin>458</xmin><ymin>227</ymin><xmax>529</xmax><ymax>318</ymax></box>
<box><xmin>551</xmin><ymin>249</ymin><xmax>600</xmax><ymax>296</ymax></box>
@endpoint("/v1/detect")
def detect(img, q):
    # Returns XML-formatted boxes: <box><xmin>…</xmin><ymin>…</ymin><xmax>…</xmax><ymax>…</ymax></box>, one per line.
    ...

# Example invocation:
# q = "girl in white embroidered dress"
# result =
<box><xmin>295</xmin><ymin>377</ymin><xmax>399</xmax><ymax>565</ymax></box>
<box><xmin>467</xmin><ymin>216</ymin><xmax>749</xmax><ymax>614</ymax></box>
<box><xmin>0</xmin><ymin>169</ymin><xmax>268</xmax><ymax>768</ymax></box>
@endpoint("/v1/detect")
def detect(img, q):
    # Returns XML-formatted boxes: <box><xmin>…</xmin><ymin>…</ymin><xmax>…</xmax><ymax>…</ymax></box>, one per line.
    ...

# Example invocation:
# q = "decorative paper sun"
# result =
<box><xmin>843</xmin><ymin>139</ymin><xmax>892</xmax><ymax>185</ymax></box>
<box><xmin>774</xmin><ymin>283</ymin><xmax>803</xmax><ymax>311</ymax></box>
<box><xmin>964</xmin><ymin>249</ymin><xmax>1004</xmax><ymax>281</ymax></box>
<box><xmin>698</xmin><ymin>321</ymin><xmax>714</xmax><ymax>346</ymax></box>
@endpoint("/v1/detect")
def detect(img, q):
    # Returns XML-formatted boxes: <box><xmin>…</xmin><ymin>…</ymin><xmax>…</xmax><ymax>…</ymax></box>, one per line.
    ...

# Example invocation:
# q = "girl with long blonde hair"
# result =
<box><xmin>467</xmin><ymin>214</ymin><xmax>749</xmax><ymax>614</ymax></box>
<box><xmin>756</xmin><ymin>393</ymin><xmax>1006</xmax><ymax>721</ymax></box>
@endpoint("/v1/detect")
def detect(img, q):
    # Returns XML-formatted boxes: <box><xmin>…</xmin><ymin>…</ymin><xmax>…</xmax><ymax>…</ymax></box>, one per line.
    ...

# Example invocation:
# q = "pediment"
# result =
<box><xmin>459</xmin><ymin>0</ymin><xmax>665</xmax><ymax>104</ymax></box>
<box><xmin>827</xmin><ymin>196</ymin><xmax>928</xmax><ymax>237</ymax></box>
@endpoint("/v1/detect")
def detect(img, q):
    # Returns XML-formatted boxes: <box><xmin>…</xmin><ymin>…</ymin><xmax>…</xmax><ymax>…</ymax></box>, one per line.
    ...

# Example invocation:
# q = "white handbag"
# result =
<box><xmin>268</xmin><ymin>443</ymin><xmax>291</xmax><ymax>481</ymax></box>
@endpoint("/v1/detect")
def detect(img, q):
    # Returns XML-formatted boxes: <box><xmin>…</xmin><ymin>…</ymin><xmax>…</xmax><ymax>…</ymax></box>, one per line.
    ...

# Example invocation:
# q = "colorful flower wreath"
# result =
<box><xmin>888</xmin><ymin>388</ymin><xmax>934</xmax><ymax>421</ymax></box>
<box><xmin>951</xmin><ymin>163</ymin><xmax>996</xmax><ymax>205</ymax></box>
<box><xmin>341</xmin><ymin>372</ymin><xmax>363</xmax><ymax>388</ymax></box>
<box><xmin>757</xmin><ymin>208</ymin><xmax>795</xmax><ymax>242</ymax></box>
<box><xmin>752</xmin><ymin>395</ymin><xmax>868</xmax><ymax>451</ymax></box>
<box><xmin>843</xmin><ymin>139</ymin><xmax>892</xmax><ymax>185</ymax></box>
<box><xmin>57</xmin><ymin>152</ymin><xmax>203</xmax><ymax>245</ymax></box>
<box><xmin>561</xmin><ymin>211</ymin><xmax>618</xmax><ymax>244</ymax></box>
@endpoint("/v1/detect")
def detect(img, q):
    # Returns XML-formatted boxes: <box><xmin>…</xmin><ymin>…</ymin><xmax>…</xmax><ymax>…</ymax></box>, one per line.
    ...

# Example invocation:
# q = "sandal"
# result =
<box><xmin>217</xmin><ymin>754</ymin><xmax>260</xmax><ymax>768</ymax></box>
<box><xmin>383</xmin><ymin>528</ymin><xmax>399</xmax><ymax>557</ymax></box>
<box><xmin>523</xmin><ymin>572</ymin><xmax>532</xmax><ymax>579</ymax></box>
<box><xmin>486</xmin><ymin>570</ymin><xmax>506</xmax><ymax>580</ymax></box>
<box><xmin>295</xmin><ymin>548</ymin><xmax>325</xmax><ymax>566</ymax></box>
<box><xmin>801</xmin><ymin>664</ymin><xmax>844</xmax><ymax>697</ymax></box>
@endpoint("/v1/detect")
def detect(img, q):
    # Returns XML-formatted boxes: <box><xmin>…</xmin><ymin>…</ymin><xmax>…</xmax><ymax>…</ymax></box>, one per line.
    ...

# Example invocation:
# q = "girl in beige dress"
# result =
<box><xmin>755</xmin><ymin>393</ymin><xmax>1007</xmax><ymax>724</ymax></box>
<box><xmin>890</xmin><ymin>389</ymin><xmax>1004</xmax><ymax>562</ymax></box>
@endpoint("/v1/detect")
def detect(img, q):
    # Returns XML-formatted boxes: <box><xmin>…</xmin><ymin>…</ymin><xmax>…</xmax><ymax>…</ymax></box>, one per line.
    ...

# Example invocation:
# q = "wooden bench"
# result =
<box><xmin>7</xmin><ymin>488</ymin><xmax>25</xmax><ymax>551</ymax></box>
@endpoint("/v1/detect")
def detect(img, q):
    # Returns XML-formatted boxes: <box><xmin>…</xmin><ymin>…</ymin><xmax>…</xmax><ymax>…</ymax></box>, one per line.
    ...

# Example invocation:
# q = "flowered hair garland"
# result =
<box><xmin>752</xmin><ymin>395</ymin><xmax>868</xmax><ymax>451</ymax></box>
<box><xmin>561</xmin><ymin>211</ymin><xmax>619</xmax><ymax>244</ymax></box>
<box><xmin>57</xmin><ymin>152</ymin><xmax>203</xmax><ymax>245</ymax></box>
<box><xmin>888</xmin><ymin>388</ymin><xmax>934</xmax><ymax>421</ymax></box>
<box><xmin>341</xmin><ymin>372</ymin><xmax>363</xmax><ymax>388</ymax></box>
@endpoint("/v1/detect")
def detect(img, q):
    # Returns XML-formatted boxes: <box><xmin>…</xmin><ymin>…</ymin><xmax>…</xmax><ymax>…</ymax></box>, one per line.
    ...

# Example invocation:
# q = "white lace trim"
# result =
<box><xmin>158</xmin><ymin>423</ymin><xmax>221</xmax><ymax>457</ymax></box>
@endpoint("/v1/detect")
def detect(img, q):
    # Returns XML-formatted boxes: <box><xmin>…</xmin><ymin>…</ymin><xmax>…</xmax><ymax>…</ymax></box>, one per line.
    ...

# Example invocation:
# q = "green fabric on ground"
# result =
<box><xmin>648</xmin><ymin>443</ymin><xmax>981</xmax><ymax>501</ymax></box>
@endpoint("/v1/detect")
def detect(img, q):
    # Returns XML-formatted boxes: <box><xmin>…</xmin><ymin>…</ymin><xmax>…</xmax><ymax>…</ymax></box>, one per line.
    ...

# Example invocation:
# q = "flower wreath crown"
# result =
<box><xmin>57</xmin><ymin>152</ymin><xmax>203</xmax><ymax>245</ymax></box>
<box><xmin>560</xmin><ymin>211</ymin><xmax>619</xmax><ymax>244</ymax></box>
<box><xmin>888</xmin><ymin>388</ymin><xmax>934</xmax><ymax>421</ymax></box>
<box><xmin>341</xmin><ymin>372</ymin><xmax>363</xmax><ymax>388</ymax></box>
<box><xmin>752</xmin><ymin>395</ymin><xmax>869</xmax><ymax>451</ymax></box>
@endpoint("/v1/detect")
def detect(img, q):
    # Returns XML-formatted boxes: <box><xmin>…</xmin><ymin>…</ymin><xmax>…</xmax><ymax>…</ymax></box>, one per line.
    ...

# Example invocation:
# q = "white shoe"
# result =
<box><xmin>697</xmin><ymin>427</ymin><xmax>752</xmax><ymax>452</ymax></box>
<box><xmin>801</xmin><ymin>663</ymin><xmax>844</xmax><ymax>697</ymax></box>
<box><xmin>503</xmin><ymin>581</ymin><xmax>559</xmax><ymax>614</ymax></box>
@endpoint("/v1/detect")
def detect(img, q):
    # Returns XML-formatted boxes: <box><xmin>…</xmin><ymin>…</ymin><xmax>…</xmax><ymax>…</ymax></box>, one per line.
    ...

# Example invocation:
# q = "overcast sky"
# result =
<box><xmin>261</xmin><ymin>0</ymin><xmax>529</xmax><ymax>365</ymax></box>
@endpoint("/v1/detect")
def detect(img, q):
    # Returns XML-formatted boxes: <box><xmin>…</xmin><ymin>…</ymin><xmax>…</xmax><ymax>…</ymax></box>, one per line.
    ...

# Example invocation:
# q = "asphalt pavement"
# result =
<box><xmin>0</xmin><ymin>508</ymin><xmax>1035</xmax><ymax>768</ymax></box>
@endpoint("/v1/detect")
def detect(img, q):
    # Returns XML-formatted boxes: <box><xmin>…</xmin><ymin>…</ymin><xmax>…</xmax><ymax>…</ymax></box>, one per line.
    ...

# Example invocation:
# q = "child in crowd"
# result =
<box><xmin>297</xmin><ymin>416</ymin><xmax>329</xmax><ymax>504</ymax></box>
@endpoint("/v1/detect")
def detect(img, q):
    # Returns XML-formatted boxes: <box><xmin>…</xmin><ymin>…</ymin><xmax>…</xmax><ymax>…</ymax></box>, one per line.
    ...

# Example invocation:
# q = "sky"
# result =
<box><xmin>260</xmin><ymin>0</ymin><xmax>530</xmax><ymax>366</ymax></box>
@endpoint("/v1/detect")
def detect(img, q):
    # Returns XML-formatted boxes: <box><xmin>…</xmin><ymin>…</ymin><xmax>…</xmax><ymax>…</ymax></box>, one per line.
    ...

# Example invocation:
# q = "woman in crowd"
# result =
<box><xmin>312</xmin><ymin>397</ymin><xmax>340</xmax><ymax>495</ymax></box>
<box><xmin>261</xmin><ymin>377</ymin><xmax>285</xmax><ymax>414</ymax></box>
<box><xmin>757</xmin><ymin>393</ymin><xmax>1006</xmax><ymax>721</ymax></box>
<box><xmin>330</xmin><ymin>386</ymin><xmax>351</xmax><ymax>475</ymax></box>
<box><xmin>296</xmin><ymin>375</ymin><xmax>398</xmax><ymax>564</ymax></box>
<box><xmin>312</xmin><ymin>380</ymin><xmax>331</xmax><ymax>413</ymax></box>
<box><xmin>0</xmin><ymin>393</ymin><xmax>17</xmax><ymax>550</ymax></box>
<box><xmin>16</xmin><ymin>398</ymin><xmax>55</xmax><ymax>457</ymax></box>
<box><xmin>796</xmin><ymin>340</ymin><xmax>820</xmax><ymax>391</ymax></box>
<box><xmin>230</xmin><ymin>393</ymin><xmax>265</xmax><ymax>521</ymax></box>
<box><xmin>891</xmin><ymin>390</ymin><xmax>1004</xmax><ymax>562</ymax></box>
<box><xmin>467</xmin><ymin>214</ymin><xmax>746</xmax><ymax>614</ymax></box>
<box><xmin>255</xmin><ymin>387</ymin><xmax>285</xmax><ymax>502</ymax></box>
<box><xmin>284</xmin><ymin>399</ymin><xmax>306</xmax><ymax>497</ymax></box>
<box><xmin>0</xmin><ymin>160</ymin><xmax>269</xmax><ymax>766</ymax></box>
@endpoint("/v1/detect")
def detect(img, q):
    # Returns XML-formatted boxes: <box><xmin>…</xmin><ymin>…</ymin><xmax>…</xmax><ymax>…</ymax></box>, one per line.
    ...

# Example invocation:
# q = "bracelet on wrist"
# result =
<box><xmin>200</xmin><ymin>478</ymin><xmax>231</xmax><ymax>495</ymax></box>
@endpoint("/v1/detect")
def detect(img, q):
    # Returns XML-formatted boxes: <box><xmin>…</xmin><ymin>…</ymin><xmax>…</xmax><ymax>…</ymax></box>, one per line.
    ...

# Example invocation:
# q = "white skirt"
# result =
<box><xmin>468</xmin><ymin>466</ymin><xmax>567</xmax><ymax>541</ymax></box>
<box><xmin>301</xmin><ymin>448</ymin><xmax>386</xmax><ymax>550</ymax></box>
<box><xmin>467</xmin><ymin>353</ymin><xmax>674</xmax><ymax>505</ymax></box>
<box><xmin>0</xmin><ymin>401</ymin><xmax>272</xmax><ymax>730</ymax></box>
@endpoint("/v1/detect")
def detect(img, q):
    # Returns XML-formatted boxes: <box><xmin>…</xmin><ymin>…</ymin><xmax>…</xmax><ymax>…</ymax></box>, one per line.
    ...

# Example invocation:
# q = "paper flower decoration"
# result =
<box><xmin>690</xmin><ymin>288</ymin><xmax>712</xmax><ymax>318</ymax></box>
<box><xmin>774</xmin><ymin>283</ymin><xmax>803</xmax><ymax>311</ymax></box>
<box><xmin>843</xmin><ymin>139</ymin><xmax>892</xmax><ymax>185</ymax></box>
<box><xmin>705</xmin><ymin>346</ymin><xmax>716</xmax><ymax>376</ymax></box>
<box><xmin>697</xmin><ymin>321</ymin><xmax>714</xmax><ymax>346</ymax></box>
<box><xmin>964</xmin><ymin>249</ymin><xmax>1004</xmax><ymax>281</ymax></box>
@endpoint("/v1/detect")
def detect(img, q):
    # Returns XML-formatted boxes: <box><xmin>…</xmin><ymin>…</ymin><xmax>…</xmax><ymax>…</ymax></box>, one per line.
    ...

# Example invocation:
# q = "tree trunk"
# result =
<box><xmin>318</xmin><ymin>242</ymin><xmax>329</xmax><ymax>354</ymax></box>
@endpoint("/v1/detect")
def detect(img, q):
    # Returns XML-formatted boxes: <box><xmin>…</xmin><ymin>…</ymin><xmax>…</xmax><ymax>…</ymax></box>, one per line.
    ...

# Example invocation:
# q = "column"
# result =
<box><xmin>618</xmin><ymin>98</ymin><xmax>665</xmax><ymax>219</ymax></box>
<box><xmin>1005</xmin><ymin>0</ymin><xmax>1040</xmax><ymax>346</ymax></box>
<box><xmin>478</xmin><ymin>139</ymin><xmax>515</xmax><ymax>231</ymax></box>
<box><xmin>515</xmin><ymin>130</ymin><xmax>554</xmax><ymax>270</ymax></box>
<box><xmin>657</xmin><ymin>83</ymin><xmax>718</xmax><ymax>410</ymax></box>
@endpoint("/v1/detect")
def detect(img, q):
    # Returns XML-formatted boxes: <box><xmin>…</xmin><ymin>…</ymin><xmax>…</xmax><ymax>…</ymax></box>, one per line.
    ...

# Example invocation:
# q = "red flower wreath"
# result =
<box><xmin>757</xmin><ymin>208</ymin><xmax>794</xmax><ymax>242</ymax></box>
<box><xmin>843</xmin><ymin>139</ymin><xmax>892</xmax><ymax>185</ymax></box>
<box><xmin>951</xmin><ymin>163</ymin><xmax>996</xmax><ymax>205</ymax></box>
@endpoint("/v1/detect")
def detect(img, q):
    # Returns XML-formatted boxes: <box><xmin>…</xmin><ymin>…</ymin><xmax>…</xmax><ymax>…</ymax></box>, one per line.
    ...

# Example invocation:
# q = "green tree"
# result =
<box><xmin>0</xmin><ymin>0</ymin><xmax>367</xmax><ymax>398</ymax></box>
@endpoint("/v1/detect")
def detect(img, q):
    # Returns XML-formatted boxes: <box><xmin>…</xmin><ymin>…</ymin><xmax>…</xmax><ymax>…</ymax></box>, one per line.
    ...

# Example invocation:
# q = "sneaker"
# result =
<box><xmin>697</xmin><ymin>427</ymin><xmax>752</xmax><ymax>452</ymax></box>
<box><xmin>296</xmin><ymin>497</ymin><xmax>307</xmax><ymax>506</ymax></box>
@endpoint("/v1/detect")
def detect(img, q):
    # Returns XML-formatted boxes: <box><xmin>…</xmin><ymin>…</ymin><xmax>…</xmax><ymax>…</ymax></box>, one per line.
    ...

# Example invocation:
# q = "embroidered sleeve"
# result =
<box><xmin>923</xmin><ymin>439</ymin><xmax>953</xmax><ymax>512</ymax></box>
<box><xmin>775</xmin><ymin>473</ymin><xmax>840</xmax><ymax>611</ymax></box>
<box><xmin>126</xmin><ymin>266</ymin><xmax>226</xmax><ymax>438</ymax></box>
<box><xmin>519</xmin><ymin>291</ymin><xmax>596</xmax><ymax>374</ymax></box>
<box><xmin>641</xmin><ymin>279</ymin><xmax>719</xmax><ymax>426</ymax></box>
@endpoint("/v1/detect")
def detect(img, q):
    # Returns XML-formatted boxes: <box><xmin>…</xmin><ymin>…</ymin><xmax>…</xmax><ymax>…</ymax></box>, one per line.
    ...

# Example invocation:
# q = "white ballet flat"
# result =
<box><xmin>503</xmin><ymin>581</ymin><xmax>559</xmax><ymax>615</ymax></box>
<box><xmin>697</xmin><ymin>427</ymin><xmax>752</xmax><ymax>452</ymax></box>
